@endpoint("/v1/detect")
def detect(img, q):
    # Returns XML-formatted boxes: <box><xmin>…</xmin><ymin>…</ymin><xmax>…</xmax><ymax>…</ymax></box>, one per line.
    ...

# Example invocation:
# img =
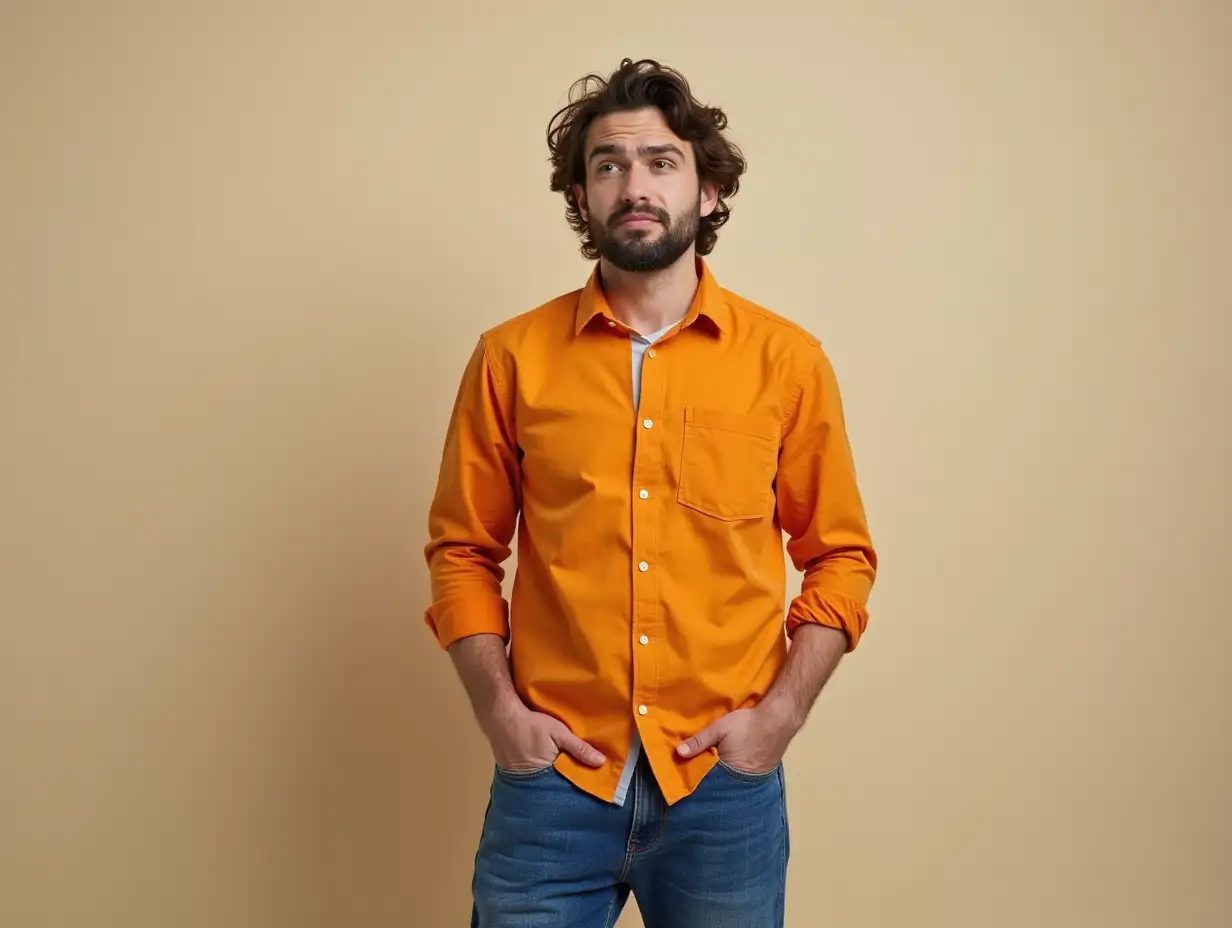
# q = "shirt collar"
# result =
<box><xmin>574</xmin><ymin>257</ymin><xmax>730</xmax><ymax>337</ymax></box>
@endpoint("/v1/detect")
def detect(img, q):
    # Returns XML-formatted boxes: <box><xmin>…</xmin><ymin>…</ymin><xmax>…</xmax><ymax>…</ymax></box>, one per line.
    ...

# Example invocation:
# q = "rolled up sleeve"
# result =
<box><xmin>423</xmin><ymin>336</ymin><xmax>520</xmax><ymax>650</ymax></box>
<box><xmin>776</xmin><ymin>342</ymin><xmax>878</xmax><ymax>651</ymax></box>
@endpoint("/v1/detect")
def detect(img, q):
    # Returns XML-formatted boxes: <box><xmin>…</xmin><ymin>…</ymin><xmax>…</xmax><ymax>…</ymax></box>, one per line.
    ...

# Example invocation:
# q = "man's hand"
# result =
<box><xmin>482</xmin><ymin>701</ymin><xmax>607</xmax><ymax>772</ymax></box>
<box><xmin>675</xmin><ymin>703</ymin><xmax>799</xmax><ymax>774</ymax></box>
<box><xmin>676</xmin><ymin>624</ymin><xmax>848</xmax><ymax>773</ymax></box>
<box><xmin>448</xmin><ymin>633</ymin><xmax>607</xmax><ymax>772</ymax></box>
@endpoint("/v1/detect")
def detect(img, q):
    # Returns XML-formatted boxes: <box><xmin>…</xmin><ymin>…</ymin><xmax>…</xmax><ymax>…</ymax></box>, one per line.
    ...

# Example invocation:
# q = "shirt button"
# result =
<box><xmin>638</xmin><ymin>705</ymin><xmax>648</xmax><ymax>715</ymax></box>
<box><xmin>638</xmin><ymin>489</ymin><xmax>649</xmax><ymax>499</ymax></box>
<box><xmin>642</xmin><ymin>418</ymin><xmax>653</xmax><ymax>429</ymax></box>
<box><xmin>608</xmin><ymin>320</ymin><xmax>617</xmax><ymax>328</ymax></box>
<box><xmin>638</xmin><ymin>561</ymin><xmax>649</xmax><ymax>572</ymax></box>
<box><xmin>647</xmin><ymin>348</ymin><xmax>657</xmax><ymax>359</ymax></box>
<box><xmin>639</xmin><ymin>635</ymin><xmax>649</xmax><ymax>645</ymax></box>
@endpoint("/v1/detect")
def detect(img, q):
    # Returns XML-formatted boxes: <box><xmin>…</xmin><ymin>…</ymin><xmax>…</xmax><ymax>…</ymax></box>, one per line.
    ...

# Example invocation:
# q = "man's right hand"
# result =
<box><xmin>483</xmin><ymin>701</ymin><xmax>606</xmax><ymax>772</ymax></box>
<box><xmin>446</xmin><ymin>634</ymin><xmax>606</xmax><ymax>771</ymax></box>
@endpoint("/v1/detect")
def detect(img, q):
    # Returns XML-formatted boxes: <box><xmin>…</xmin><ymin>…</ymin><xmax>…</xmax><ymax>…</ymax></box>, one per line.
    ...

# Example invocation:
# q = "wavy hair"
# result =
<box><xmin>546</xmin><ymin>58</ymin><xmax>746</xmax><ymax>260</ymax></box>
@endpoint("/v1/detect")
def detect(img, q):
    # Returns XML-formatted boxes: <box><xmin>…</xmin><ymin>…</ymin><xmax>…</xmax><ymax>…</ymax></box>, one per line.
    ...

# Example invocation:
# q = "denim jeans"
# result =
<box><xmin>469</xmin><ymin>750</ymin><xmax>789</xmax><ymax>927</ymax></box>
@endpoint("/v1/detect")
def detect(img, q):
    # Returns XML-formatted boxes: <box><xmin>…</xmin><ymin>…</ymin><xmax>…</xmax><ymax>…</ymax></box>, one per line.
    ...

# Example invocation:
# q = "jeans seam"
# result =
<box><xmin>777</xmin><ymin>764</ymin><xmax>788</xmax><ymax>926</ymax></box>
<box><xmin>601</xmin><ymin>887</ymin><xmax>619</xmax><ymax>928</ymax></box>
<box><xmin>625</xmin><ymin>763</ymin><xmax>666</xmax><ymax>859</ymax></box>
<box><xmin>618</xmin><ymin>770</ymin><xmax>641</xmax><ymax>881</ymax></box>
<box><xmin>633</xmin><ymin>810</ymin><xmax>666</xmax><ymax>856</ymax></box>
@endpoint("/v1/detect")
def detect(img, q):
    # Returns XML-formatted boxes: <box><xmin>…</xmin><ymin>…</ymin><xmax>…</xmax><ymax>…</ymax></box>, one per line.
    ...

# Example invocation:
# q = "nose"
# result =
<box><xmin>620</xmin><ymin>161</ymin><xmax>653</xmax><ymax>204</ymax></box>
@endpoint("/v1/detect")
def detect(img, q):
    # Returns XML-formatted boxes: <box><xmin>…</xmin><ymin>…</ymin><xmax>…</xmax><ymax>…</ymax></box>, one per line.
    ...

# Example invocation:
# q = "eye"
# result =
<box><xmin>597</xmin><ymin>162</ymin><xmax>621</xmax><ymax>174</ymax></box>
<box><xmin>653</xmin><ymin>159</ymin><xmax>675</xmax><ymax>170</ymax></box>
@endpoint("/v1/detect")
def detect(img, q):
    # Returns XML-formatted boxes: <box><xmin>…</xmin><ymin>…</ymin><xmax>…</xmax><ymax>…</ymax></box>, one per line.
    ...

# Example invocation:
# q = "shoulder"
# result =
<box><xmin>719</xmin><ymin>286</ymin><xmax>844</xmax><ymax>421</ymax></box>
<box><xmin>724</xmin><ymin>287</ymin><xmax>820</xmax><ymax>344</ymax></box>
<box><xmin>720</xmin><ymin>285</ymin><xmax>830</xmax><ymax>365</ymax></box>
<box><xmin>479</xmin><ymin>287</ymin><xmax>581</xmax><ymax>356</ymax></box>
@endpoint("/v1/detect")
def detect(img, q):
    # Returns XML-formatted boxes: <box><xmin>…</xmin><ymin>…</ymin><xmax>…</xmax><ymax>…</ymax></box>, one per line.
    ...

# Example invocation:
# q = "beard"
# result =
<box><xmin>589</xmin><ymin>195</ymin><xmax>700</xmax><ymax>273</ymax></box>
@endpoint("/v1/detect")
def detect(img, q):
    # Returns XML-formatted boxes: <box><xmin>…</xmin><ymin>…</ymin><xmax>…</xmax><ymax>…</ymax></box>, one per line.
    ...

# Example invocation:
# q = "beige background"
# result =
<box><xmin>3</xmin><ymin>2</ymin><xmax>1229</xmax><ymax>926</ymax></box>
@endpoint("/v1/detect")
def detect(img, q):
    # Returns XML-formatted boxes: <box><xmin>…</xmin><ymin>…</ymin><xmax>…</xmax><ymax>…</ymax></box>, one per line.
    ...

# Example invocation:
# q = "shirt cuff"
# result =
<box><xmin>425</xmin><ymin>593</ymin><xmax>510</xmax><ymax>650</ymax></box>
<box><xmin>786</xmin><ymin>591</ymin><xmax>869</xmax><ymax>652</ymax></box>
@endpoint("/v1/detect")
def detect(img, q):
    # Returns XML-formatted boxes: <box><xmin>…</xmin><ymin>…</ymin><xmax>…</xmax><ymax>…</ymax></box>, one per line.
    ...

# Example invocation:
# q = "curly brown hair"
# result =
<box><xmin>546</xmin><ymin>58</ymin><xmax>747</xmax><ymax>260</ymax></box>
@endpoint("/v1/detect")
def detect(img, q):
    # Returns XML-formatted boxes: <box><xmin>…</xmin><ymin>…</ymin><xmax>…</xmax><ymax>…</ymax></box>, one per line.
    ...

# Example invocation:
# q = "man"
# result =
<box><xmin>424</xmin><ymin>58</ymin><xmax>877</xmax><ymax>927</ymax></box>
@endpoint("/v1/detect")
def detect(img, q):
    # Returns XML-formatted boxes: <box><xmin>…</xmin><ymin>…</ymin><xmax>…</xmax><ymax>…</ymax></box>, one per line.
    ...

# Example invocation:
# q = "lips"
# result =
<box><xmin>618</xmin><ymin>213</ymin><xmax>660</xmax><ymax>225</ymax></box>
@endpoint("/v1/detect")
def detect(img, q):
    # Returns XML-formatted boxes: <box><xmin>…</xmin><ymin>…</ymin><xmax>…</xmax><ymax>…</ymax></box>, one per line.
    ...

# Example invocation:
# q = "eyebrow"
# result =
<box><xmin>588</xmin><ymin>142</ymin><xmax>687</xmax><ymax>163</ymax></box>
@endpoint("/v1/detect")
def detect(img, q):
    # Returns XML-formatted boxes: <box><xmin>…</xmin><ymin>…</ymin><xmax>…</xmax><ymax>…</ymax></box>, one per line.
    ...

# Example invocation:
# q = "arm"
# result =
<box><xmin>423</xmin><ymin>337</ymin><xmax>520</xmax><ymax>650</ymax></box>
<box><xmin>756</xmin><ymin>622</ymin><xmax>849</xmax><ymax>731</ymax></box>
<box><xmin>449</xmin><ymin>634</ymin><xmax>605</xmax><ymax>770</ymax></box>
<box><xmin>675</xmin><ymin>622</ymin><xmax>849</xmax><ymax>769</ymax></box>
<box><xmin>425</xmin><ymin>338</ymin><xmax>603</xmax><ymax>769</ymax></box>
<box><xmin>678</xmin><ymin>343</ymin><xmax>876</xmax><ymax>769</ymax></box>
<box><xmin>447</xmin><ymin>633</ymin><xmax>521</xmax><ymax>736</ymax></box>
<box><xmin>777</xmin><ymin>341</ymin><xmax>878</xmax><ymax>652</ymax></box>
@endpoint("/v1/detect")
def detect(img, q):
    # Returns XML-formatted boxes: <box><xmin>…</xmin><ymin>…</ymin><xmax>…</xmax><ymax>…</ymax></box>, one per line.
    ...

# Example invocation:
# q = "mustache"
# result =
<box><xmin>608</xmin><ymin>205</ymin><xmax>670</xmax><ymax>227</ymax></box>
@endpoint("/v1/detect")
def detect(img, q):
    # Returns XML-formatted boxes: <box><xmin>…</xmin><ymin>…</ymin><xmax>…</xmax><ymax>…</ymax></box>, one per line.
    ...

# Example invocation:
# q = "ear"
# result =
<box><xmin>699</xmin><ymin>179</ymin><xmax>719</xmax><ymax>219</ymax></box>
<box><xmin>573</xmin><ymin>183</ymin><xmax>589</xmax><ymax>222</ymax></box>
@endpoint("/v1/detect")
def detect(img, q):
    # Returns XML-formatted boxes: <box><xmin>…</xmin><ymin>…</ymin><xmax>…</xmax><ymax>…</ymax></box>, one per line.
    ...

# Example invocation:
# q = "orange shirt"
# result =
<box><xmin>424</xmin><ymin>259</ymin><xmax>876</xmax><ymax>805</ymax></box>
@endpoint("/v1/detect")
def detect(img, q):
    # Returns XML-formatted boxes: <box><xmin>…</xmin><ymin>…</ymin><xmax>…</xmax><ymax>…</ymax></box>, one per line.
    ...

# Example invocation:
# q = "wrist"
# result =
<box><xmin>478</xmin><ymin>692</ymin><xmax>525</xmax><ymax>735</ymax></box>
<box><xmin>757</xmin><ymin>694</ymin><xmax>805</xmax><ymax>735</ymax></box>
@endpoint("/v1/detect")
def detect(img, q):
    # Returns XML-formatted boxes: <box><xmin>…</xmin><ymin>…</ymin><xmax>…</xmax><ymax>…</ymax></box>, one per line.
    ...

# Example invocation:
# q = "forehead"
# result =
<box><xmin>584</xmin><ymin>107</ymin><xmax>690</xmax><ymax>157</ymax></box>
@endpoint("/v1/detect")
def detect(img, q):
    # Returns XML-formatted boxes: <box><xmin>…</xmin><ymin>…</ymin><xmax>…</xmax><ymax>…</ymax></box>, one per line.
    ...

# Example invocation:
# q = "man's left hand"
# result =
<box><xmin>676</xmin><ymin>703</ymin><xmax>799</xmax><ymax>774</ymax></box>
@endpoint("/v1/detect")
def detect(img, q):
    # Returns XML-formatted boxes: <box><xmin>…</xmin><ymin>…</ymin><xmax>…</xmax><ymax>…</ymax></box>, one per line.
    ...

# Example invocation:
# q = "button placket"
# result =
<box><xmin>630</xmin><ymin>337</ymin><xmax>666</xmax><ymax>727</ymax></box>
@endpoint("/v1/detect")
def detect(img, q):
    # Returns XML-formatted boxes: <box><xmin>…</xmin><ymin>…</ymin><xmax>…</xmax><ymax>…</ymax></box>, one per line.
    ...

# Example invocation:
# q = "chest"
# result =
<box><xmin>513</xmin><ymin>331</ymin><xmax>785</xmax><ymax>514</ymax></box>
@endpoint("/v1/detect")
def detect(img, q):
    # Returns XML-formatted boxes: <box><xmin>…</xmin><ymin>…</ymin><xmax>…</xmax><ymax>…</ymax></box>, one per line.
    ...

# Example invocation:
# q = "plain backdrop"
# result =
<box><xmin>3</xmin><ymin>2</ymin><xmax>1229</xmax><ymax>926</ymax></box>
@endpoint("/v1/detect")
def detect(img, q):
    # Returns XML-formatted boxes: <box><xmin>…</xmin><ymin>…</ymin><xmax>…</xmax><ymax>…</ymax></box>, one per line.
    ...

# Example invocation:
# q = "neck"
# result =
<box><xmin>598</xmin><ymin>251</ymin><xmax>700</xmax><ymax>335</ymax></box>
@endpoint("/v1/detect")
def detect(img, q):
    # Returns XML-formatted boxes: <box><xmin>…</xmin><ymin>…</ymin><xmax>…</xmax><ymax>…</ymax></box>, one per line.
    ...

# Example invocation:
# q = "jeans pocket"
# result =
<box><xmin>715</xmin><ymin>757</ymin><xmax>780</xmax><ymax>783</ymax></box>
<box><xmin>494</xmin><ymin>761</ymin><xmax>557</xmax><ymax>781</ymax></box>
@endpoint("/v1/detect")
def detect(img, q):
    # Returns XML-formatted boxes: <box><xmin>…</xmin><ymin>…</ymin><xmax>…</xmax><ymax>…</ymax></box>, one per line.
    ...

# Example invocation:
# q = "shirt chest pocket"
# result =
<box><xmin>677</xmin><ymin>406</ymin><xmax>781</xmax><ymax>521</ymax></box>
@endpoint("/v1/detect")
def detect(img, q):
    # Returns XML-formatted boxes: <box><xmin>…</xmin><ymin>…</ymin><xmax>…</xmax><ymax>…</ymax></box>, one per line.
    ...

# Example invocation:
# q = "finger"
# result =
<box><xmin>677</xmin><ymin>719</ymin><xmax>726</xmax><ymax>757</ymax></box>
<box><xmin>552</xmin><ymin>728</ymin><xmax>607</xmax><ymax>767</ymax></box>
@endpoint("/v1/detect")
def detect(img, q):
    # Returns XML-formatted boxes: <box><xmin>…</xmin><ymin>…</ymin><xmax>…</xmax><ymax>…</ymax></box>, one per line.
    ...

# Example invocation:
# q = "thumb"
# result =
<box><xmin>551</xmin><ymin>725</ymin><xmax>607</xmax><ymax>767</ymax></box>
<box><xmin>677</xmin><ymin>718</ymin><xmax>727</xmax><ymax>758</ymax></box>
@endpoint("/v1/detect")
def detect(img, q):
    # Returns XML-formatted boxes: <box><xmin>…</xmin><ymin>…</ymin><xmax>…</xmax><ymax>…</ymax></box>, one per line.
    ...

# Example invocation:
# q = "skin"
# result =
<box><xmin>449</xmin><ymin>633</ymin><xmax>606</xmax><ymax>772</ymax></box>
<box><xmin>447</xmin><ymin>107</ymin><xmax>849</xmax><ymax>775</ymax></box>
<box><xmin>675</xmin><ymin>623</ymin><xmax>847</xmax><ymax>772</ymax></box>
<box><xmin>573</xmin><ymin>107</ymin><xmax>718</xmax><ymax>335</ymax></box>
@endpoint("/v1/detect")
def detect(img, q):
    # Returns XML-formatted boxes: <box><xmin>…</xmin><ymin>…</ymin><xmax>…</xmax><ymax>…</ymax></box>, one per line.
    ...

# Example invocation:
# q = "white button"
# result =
<box><xmin>639</xmin><ymin>635</ymin><xmax>649</xmax><ymax>645</ymax></box>
<box><xmin>639</xmin><ymin>489</ymin><xmax>649</xmax><ymax>499</ymax></box>
<box><xmin>608</xmin><ymin>320</ymin><xmax>617</xmax><ymax>328</ymax></box>
<box><xmin>647</xmin><ymin>348</ymin><xmax>657</xmax><ymax>359</ymax></box>
<box><xmin>638</xmin><ymin>704</ymin><xmax>648</xmax><ymax>715</ymax></box>
<box><xmin>642</xmin><ymin>418</ymin><xmax>653</xmax><ymax>429</ymax></box>
<box><xmin>638</xmin><ymin>561</ymin><xmax>649</xmax><ymax>572</ymax></box>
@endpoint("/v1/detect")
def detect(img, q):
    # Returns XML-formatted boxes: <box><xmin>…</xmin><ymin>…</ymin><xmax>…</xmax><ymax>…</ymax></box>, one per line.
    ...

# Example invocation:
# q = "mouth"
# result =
<box><xmin>617</xmin><ymin>214</ymin><xmax>661</xmax><ymax>228</ymax></box>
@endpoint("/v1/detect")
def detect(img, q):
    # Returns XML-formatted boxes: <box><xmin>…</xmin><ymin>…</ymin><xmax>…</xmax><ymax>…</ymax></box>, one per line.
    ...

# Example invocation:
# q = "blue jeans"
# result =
<box><xmin>469</xmin><ymin>751</ymin><xmax>789</xmax><ymax>927</ymax></box>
